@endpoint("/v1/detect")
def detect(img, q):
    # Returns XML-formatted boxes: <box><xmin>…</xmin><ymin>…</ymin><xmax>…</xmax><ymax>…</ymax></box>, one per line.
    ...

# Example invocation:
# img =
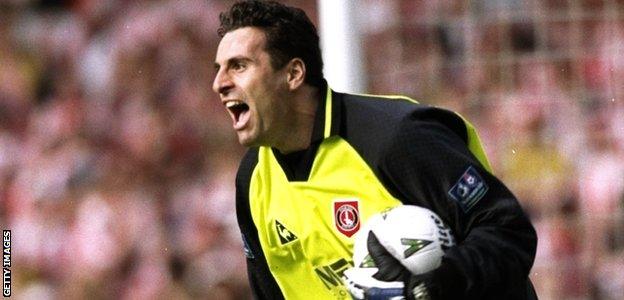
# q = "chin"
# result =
<box><xmin>237</xmin><ymin>134</ymin><xmax>259</xmax><ymax>148</ymax></box>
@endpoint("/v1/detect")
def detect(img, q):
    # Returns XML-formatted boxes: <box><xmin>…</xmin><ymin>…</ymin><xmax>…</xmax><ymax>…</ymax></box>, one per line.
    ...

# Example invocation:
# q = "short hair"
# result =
<box><xmin>218</xmin><ymin>0</ymin><xmax>324</xmax><ymax>88</ymax></box>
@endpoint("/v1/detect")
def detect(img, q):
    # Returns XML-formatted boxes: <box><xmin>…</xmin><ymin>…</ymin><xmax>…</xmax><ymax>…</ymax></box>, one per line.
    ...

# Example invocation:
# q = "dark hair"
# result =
<box><xmin>218</xmin><ymin>0</ymin><xmax>324</xmax><ymax>88</ymax></box>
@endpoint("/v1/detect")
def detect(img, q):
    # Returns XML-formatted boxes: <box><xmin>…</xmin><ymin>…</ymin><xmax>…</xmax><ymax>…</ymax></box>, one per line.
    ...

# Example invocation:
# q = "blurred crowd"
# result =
<box><xmin>0</xmin><ymin>0</ymin><xmax>623</xmax><ymax>299</ymax></box>
<box><xmin>1</xmin><ymin>0</ymin><xmax>250</xmax><ymax>299</ymax></box>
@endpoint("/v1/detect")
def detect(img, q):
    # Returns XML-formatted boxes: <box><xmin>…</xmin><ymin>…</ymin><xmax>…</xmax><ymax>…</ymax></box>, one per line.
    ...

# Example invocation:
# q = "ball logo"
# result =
<box><xmin>334</xmin><ymin>200</ymin><xmax>360</xmax><ymax>237</ymax></box>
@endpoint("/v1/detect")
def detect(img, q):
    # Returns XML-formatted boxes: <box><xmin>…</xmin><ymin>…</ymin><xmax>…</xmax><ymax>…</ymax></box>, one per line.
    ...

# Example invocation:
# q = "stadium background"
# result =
<box><xmin>0</xmin><ymin>0</ymin><xmax>623</xmax><ymax>299</ymax></box>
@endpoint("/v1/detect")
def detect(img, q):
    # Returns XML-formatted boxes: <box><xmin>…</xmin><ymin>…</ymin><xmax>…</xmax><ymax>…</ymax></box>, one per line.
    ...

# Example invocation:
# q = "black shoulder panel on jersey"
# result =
<box><xmin>337</xmin><ymin>93</ymin><xmax>410</xmax><ymax>164</ymax></box>
<box><xmin>336</xmin><ymin>92</ymin><xmax>471</xmax><ymax>207</ymax></box>
<box><xmin>407</xmin><ymin>107</ymin><xmax>469</xmax><ymax>144</ymax></box>
<box><xmin>236</xmin><ymin>148</ymin><xmax>284</xmax><ymax>300</ymax></box>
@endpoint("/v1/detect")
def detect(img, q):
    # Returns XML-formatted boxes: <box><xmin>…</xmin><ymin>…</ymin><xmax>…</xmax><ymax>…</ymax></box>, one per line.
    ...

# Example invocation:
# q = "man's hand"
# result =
<box><xmin>342</xmin><ymin>267</ymin><xmax>404</xmax><ymax>300</ymax></box>
<box><xmin>367</xmin><ymin>232</ymin><xmax>438</xmax><ymax>300</ymax></box>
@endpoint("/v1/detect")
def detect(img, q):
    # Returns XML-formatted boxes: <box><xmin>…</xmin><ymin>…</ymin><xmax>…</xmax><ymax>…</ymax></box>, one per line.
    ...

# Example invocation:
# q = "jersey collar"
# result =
<box><xmin>311</xmin><ymin>81</ymin><xmax>341</xmax><ymax>143</ymax></box>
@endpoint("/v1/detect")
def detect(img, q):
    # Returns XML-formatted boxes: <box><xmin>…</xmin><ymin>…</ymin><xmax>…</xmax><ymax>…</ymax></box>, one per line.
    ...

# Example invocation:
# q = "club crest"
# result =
<box><xmin>333</xmin><ymin>200</ymin><xmax>360</xmax><ymax>237</ymax></box>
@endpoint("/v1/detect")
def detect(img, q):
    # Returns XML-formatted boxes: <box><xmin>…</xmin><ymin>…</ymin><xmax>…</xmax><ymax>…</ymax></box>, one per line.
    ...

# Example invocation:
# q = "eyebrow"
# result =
<box><xmin>214</xmin><ymin>56</ymin><xmax>253</xmax><ymax>71</ymax></box>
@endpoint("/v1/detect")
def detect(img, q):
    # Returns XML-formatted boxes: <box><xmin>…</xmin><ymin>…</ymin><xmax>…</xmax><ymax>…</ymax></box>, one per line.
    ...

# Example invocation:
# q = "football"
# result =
<box><xmin>352</xmin><ymin>205</ymin><xmax>455</xmax><ymax>275</ymax></box>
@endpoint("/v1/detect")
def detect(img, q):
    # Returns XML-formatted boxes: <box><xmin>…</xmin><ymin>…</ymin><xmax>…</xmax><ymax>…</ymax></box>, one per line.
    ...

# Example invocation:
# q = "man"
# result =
<box><xmin>212</xmin><ymin>1</ymin><xmax>537</xmax><ymax>299</ymax></box>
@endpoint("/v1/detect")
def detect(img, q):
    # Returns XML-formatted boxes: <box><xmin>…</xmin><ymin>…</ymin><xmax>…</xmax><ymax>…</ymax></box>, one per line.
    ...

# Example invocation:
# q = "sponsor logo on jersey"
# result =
<box><xmin>448</xmin><ymin>166</ymin><xmax>488</xmax><ymax>212</ymax></box>
<box><xmin>275</xmin><ymin>220</ymin><xmax>298</xmax><ymax>245</ymax></box>
<box><xmin>314</xmin><ymin>258</ymin><xmax>352</xmax><ymax>290</ymax></box>
<box><xmin>333</xmin><ymin>200</ymin><xmax>360</xmax><ymax>237</ymax></box>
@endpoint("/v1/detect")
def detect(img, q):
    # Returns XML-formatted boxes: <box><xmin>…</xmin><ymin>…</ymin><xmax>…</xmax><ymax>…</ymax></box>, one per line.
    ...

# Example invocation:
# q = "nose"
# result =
<box><xmin>212</xmin><ymin>68</ymin><xmax>234</xmax><ymax>96</ymax></box>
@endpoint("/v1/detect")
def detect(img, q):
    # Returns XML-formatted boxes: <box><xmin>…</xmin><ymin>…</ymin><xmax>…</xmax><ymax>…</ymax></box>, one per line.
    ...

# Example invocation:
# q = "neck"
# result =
<box><xmin>273</xmin><ymin>85</ymin><xmax>321</xmax><ymax>154</ymax></box>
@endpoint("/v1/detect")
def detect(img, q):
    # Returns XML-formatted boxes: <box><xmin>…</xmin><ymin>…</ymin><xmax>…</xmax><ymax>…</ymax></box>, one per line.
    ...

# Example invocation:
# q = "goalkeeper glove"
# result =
<box><xmin>342</xmin><ymin>267</ymin><xmax>405</xmax><ymax>300</ymax></box>
<box><xmin>367</xmin><ymin>231</ymin><xmax>459</xmax><ymax>300</ymax></box>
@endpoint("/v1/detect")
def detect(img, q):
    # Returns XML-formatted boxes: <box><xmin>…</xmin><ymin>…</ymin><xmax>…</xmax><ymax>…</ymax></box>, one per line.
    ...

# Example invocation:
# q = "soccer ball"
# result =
<box><xmin>353</xmin><ymin>205</ymin><xmax>455</xmax><ymax>275</ymax></box>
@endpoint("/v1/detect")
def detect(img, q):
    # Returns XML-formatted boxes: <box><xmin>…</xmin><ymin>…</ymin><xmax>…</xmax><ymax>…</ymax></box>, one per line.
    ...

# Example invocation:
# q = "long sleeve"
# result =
<box><xmin>377</xmin><ymin>108</ymin><xmax>537</xmax><ymax>299</ymax></box>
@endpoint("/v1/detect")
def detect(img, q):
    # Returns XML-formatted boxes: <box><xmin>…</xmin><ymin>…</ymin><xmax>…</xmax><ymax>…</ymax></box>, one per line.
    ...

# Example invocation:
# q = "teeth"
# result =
<box><xmin>225</xmin><ymin>101</ymin><xmax>244</xmax><ymax>108</ymax></box>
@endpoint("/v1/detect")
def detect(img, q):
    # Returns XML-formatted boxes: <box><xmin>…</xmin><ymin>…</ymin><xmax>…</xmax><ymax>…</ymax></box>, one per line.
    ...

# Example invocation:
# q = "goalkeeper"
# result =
<box><xmin>212</xmin><ymin>1</ymin><xmax>537</xmax><ymax>299</ymax></box>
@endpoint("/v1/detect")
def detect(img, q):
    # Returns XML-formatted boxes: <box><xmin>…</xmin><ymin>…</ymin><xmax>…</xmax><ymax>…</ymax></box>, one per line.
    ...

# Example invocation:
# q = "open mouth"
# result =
<box><xmin>225</xmin><ymin>101</ymin><xmax>250</xmax><ymax>129</ymax></box>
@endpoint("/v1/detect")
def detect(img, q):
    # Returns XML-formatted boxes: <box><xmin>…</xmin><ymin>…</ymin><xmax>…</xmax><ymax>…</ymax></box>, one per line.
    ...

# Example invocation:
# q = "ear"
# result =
<box><xmin>285</xmin><ymin>58</ymin><xmax>306</xmax><ymax>91</ymax></box>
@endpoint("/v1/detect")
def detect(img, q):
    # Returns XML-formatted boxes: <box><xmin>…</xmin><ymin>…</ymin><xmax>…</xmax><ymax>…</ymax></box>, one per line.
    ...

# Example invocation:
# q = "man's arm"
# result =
<box><xmin>377</xmin><ymin>108</ymin><xmax>537</xmax><ymax>299</ymax></box>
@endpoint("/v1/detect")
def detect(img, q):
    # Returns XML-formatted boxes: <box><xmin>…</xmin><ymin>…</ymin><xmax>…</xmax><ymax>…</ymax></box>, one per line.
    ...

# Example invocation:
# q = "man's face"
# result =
<box><xmin>213</xmin><ymin>27</ymin><xmax>289</xmax><ymax>147</ymax></box>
